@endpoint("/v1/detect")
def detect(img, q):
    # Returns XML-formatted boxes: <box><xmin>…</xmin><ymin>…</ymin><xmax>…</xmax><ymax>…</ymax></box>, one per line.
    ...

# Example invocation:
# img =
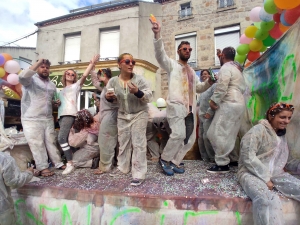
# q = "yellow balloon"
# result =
<box><xmin>0</xmin><ymin>67</ymin><xmax>5</xmax><ymax>78</ymax></box>
<box><xmin>274</xmin><ymin>0</ymin><xmax>300</xmax><ymax>10</ymax></box>
<box><xmin>249</xmin><ymin>39</ymin><xmax>263</xmax><ymax>52</ymax></box>
<box><xmin>245</xmin><ymin>26</ymin><xmax>258</xmax><ymax>38</ymax></box>
<box><xmin>2</xmin><ymin>86</ymin><xmax>21</xmax><ymax>100</ymax></box>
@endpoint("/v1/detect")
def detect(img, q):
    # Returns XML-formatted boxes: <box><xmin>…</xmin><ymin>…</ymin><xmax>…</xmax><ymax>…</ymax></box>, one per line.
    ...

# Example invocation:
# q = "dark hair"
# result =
<box><xmin>117</xmin><ymin>53</ymin><xmax>133</xmax><ymax>64</ymax></box>
<box><xmin>97</xmin><ymin>68</ymin><xmax>112</xmax><ymax>79</ymax></box>
<box><xmin>36</xmin><ymin>59</ymin><xmax>51</xmax><ymax>66</ymax></box>
<box><xmin>200</xmin><ymin>69</ymin><xmax>210</xmax><ymax>76</ymax></box>
<box><xmin>73</xmin><ymin>109</ymin><xmax>94</xmax><ymax>131</ymax></box>
<box><xmin>62</xmin><ymin>69</ymin><xmax>78</xmax><ymax>87</ymax></box>
<box><xmin>266</xmin><ymin>102</ymin><xmax>294</xmax><ymax>121</ymax></box>
<box><xmin>222</xmin><ymin>47</ymin><xmax>236</xmax><ymax>61</ymax></box>
<box><xmin>103</xmin><ymin>68</ymin><xmax>112</xmax><ymax>79</ymax></box>
<box><xmin>177</xmin><ymin>41</ymin><xmax>190</xmax><ymax>50</ymax></box>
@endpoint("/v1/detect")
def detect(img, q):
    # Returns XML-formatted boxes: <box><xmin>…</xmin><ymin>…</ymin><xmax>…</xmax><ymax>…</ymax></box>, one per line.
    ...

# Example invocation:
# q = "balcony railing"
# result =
<box><xmin>218</xmin><ymin>0</ymin><xmax>234</xmax><ymax>9</ymax></box>
<box><xmin>178</xmin><ymin>8</ymin><xmax>193</xmax><ymax>19</ymax></box>
<box><xmin>99</xmin><ymin>57</ymin><xmax>118</xmax><ymax>61</ymax></box>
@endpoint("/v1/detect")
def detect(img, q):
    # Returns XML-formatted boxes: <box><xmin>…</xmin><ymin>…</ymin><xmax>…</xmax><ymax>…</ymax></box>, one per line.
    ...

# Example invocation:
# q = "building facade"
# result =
<box><xmin>154</xmin><ymin>0</ymin><xmax>262</xmax><ymax>98</ymax></box>
<box><xmin>34</xmin><ymin>0</ymin><xmax>163</xmax><ymax>104</ymax></box>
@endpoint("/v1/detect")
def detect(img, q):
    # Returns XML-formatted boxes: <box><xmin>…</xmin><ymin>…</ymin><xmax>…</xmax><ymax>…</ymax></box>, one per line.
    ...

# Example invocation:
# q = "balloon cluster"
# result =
<box><xmin>235</xmin><ymin>0</ymin><xmax>300</xmax><ymax>67</ymax></box>
<box><xmin>0</xmin><ymin>53</ymin><xmax>22</xmax><ymax>99</ymax></box>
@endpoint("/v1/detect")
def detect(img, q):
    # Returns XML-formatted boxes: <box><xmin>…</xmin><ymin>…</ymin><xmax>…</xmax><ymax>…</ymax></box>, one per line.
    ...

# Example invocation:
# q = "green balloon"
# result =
<box><xmin>263</xmin><ymin>35</ymin><xmax>276</xmax><ymax>46</ymax></box>
<box><xmin>235</xmin><ymin>54</ymin><xmax>246</xmax><ymax>64</ymax></box>
<box><xmin>237</xmin><ymin>44</ymin><xmax>250</xmax><ymax>55</ymax></box>
<box><xmin>264</xmin><ymin>0</ymin><xmax>277</xmax><ymax>14</ymax></box>
<box><xmin>260</xmin><ymin>21</ymin><xmax>275</xmax><ymax>31</ymax></box>
<box><xmin>255</xmin><ymin>29</ymin><xmax>269</xmax><ymax>40</ymax></box>
<box><xmin>259</xmin><ymin>45</ymin><xmax>268</xmax><ymax>52</ymax></box>
<box><xmin>254</xmin><ymin>22</ymin><xmax>261</xmax><ymax>29</ymax></box>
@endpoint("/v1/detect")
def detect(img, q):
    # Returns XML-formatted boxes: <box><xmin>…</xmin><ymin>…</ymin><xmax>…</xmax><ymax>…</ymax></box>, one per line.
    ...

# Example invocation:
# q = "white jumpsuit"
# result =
<box><xmin>197</xmin><ymin>84</ymin><xmax>216</xmax><ymax>162</ymax></box>
<box><xmin>154</xmin><ymin>38</ymin><xmax>211</xmax><ymax>165</ymax></box>
<box><xmin>238</xmin><ymin>119</ymin><xmax>300</xmax><ymax>225</ymax></box>
<box><xmin>207</xmin><ymin>61</ymin><xmax>246</xmax><ymax>165</ymax></box>
<box><xmin>0</xmin><ymin>152</ymin><xmax>33</xmax><ymax>225</ymax></box>
<box><xmin>106</xmin><ymin>74</ymin><xmax>152</xmax><ymax>179</ymax></box>
<box><xmin>91</xmin><ymin>71</ymin><xmax>119</xmax><ymax>172</ymax></box>
<box><xmin>19</xmin><ymin>69</ymin><xmax>64</xmax><ymax>171</ymax></box>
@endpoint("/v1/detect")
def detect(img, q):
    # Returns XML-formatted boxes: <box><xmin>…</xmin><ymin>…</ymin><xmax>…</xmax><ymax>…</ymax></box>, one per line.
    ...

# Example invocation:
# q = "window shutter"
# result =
<box><xmin>100</xmin><ymin>30</ymin><xmax>120</xmax><ymax>59</ymax></box>
<box><xmin>64</xmin><ymin>35</ymin><xmax>81</xmax><ymax>62</ymax></box>
<box><xmin>214</xmin><ymin>27</ymin><xmax>240</xmax><ymax>66</ymax></box>
<box><xmin>175</xmin><ymin>33</ymin><xmax>197</xmax><ymax>63</ymax></box>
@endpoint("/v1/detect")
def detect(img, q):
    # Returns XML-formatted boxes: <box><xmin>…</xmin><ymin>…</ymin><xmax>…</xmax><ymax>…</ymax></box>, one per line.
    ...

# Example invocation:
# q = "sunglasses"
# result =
<box><xmin>119</xmin><ymin>59</ymin><xmax>136</xmax><ymax>65</ymax></box>
<box><xmin>66</xmin><ymin>72</ymin><xmax>75</xmax><ymax>77</ymax></box>
<box><xmin>179</xmin><ymin>47</ymin><xmax>192</xmax><ymax>52</ymax></box>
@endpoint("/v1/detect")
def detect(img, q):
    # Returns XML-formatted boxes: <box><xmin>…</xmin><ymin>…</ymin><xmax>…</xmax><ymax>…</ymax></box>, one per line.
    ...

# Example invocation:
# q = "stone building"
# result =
<box><xmin>154</xmin><ymin>0</ymin><xmax>262</xmax><ymax>98</ymax></box>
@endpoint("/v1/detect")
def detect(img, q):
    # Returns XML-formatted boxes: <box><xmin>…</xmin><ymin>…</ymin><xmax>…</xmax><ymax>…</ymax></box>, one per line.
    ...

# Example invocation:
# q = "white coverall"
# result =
<box><xmin>154</xmin><ymin>38</ymin><xmax>211</xmax><ymax>165</ymax></box>
<box><xmin>238</xmin><ymin>119</ymin><xmax>300</xmax><ymax>225</ymax></box>
<box><xmin>207</xmin><ymin>61</ymin><xmax>246</xmax><ymax>166</ymax></box>
<box><xmin>146</xmin><ymin>103</ymin><xmax>161</xmax><ymax>160</ymax></box>
<box><xmin>91</xmin><ymin>71</ymin><xmax>119</xmax><ymax>172</ymax></box>
<box><xmin>72</xmin><ymin>133</ymin><xmax>100</xmax><ymax>168</ymax></box>
<box><xmin>19</xmin><ymin>69</ymin><xmax>64</xmax><ymax>171</ymax></box>
<box><xmin>106</xmin><ymin>74</ymin><xmax>152</xmax><ymax>179</ymax></box>
<box><xmin>0</xmin><ymin>152</ymin><xmax>33</xmax><ymax>225</ymax></box>
<box><xmin>197</xmin><ymin>84</ymin><xmax>216</xmax><ymax>162</ymax></box>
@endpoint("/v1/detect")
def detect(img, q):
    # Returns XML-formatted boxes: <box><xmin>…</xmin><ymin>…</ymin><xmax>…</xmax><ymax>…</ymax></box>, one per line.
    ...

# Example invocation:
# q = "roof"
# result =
<box><xmin>35</xmin><ymin>0</ymin><xmax>158</xmax><ymax>27</ymax></box>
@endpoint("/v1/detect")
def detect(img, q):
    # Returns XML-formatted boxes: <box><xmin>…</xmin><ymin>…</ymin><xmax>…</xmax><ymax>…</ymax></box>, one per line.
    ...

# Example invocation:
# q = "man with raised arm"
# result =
<box><xmin>150</xmin><ymin>20</ymin><xmax>213</xmax><ymax>176</ymax></box>
<box><xmin>19</xmin><ymin>59</ymin><xmax>65</xmax><ymax>177</ymax></box>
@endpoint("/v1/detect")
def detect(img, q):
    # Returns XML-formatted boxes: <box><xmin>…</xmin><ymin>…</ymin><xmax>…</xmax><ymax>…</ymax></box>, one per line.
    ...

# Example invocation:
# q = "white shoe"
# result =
<box><xmin>62</xmin><ymin>163</ymin><xmax>75</xmax><ymax>175</ymax></box>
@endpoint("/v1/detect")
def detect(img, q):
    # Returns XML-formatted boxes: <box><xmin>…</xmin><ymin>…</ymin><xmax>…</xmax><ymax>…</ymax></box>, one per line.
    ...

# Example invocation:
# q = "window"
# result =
<box><xmin>218</xmin><ymin>0</ymin><xmax>234</xmax><ymax>9</ymax></box>
<box><xmin>175</xmin><ymin>32</ymin><xmax>197</xmax><ymax>68</ymax></box>
<box><xmin>99</xmin><ymin>29</ymin><xmax>120</xmax><ymax>60</ymax></box>
<box><xmin>179</xmin><ymin>2</ymin><xmax>192</xmax><ymax>19</ymax></box>
<box><xmin>64</xmin><ymin>34</ymin><xmax>81</xmax><ymax>62</ymax></box>
<box><xmin>214</xmin><ymin>25</ymin><xmax>240</xmax><ymax>66</ymax></box>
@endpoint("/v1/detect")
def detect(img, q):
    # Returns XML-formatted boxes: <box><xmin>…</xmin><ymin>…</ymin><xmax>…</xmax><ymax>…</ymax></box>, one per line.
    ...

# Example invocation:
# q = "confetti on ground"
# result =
<box><xmin>28</xmin><ymin>160</ymin><xmax>250</xmax><ymax>199</ymax></box>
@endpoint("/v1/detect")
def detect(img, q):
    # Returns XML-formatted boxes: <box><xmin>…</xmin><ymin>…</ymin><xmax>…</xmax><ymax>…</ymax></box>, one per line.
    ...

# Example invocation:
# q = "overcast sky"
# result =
<box><xmin>0</xmin><ymin>0</ymin><xmax>153</xmax><ymax>47</ymax></box>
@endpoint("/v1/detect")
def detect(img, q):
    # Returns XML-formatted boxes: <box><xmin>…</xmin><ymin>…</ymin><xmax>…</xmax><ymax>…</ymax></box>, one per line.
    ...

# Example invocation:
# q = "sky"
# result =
<box><xmin>0</xmin><ymin>0</ymin><xmax>153</xmax><ymax>47</ymax></box>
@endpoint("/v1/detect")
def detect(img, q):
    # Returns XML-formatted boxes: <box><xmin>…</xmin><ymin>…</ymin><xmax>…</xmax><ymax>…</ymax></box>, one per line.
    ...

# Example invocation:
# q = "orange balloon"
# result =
<box><xmin>1</xmin><ymin>53</ymin><xmax>13</xmax><ymax>63</ymax></box>
<box><xmin>279</xmin><ymin>23</ymin><xmax>290</xmax><ymax>32</ymax></box>
<box><xmin>274</xmin><ymin>0</ymin><xmax>300</xmax><ymax>10</ymax></box>
<box><xmin>244</xmin><ymin>61</ymin><xmax>252</xmax><ymax>68</ymax></box>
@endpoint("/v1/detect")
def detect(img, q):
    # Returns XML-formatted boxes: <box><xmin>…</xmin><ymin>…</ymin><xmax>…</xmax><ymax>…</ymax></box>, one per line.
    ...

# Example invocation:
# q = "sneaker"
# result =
<box><xmin>170</xmin><ymin>162</ymin><xmax>185</xmax><ymax>174</ymax></box>
<box><xmin>206</xmin><ymin>164</ymin><xmax>230</xmax><ymax>174</ymax></box>
<box><xmin>159</xmin><ymin>158</ymin><xmax>174</xmax><ymax>176</ymax></box>
<box><xmin>62</xmin><ymin>163</ymin><xmax>75</xmax><ymax>175</ymax></box>
<box><xmin>229</xmin><ymin>161</ymin><xmax>238</xmax><ymax>167</ymax></box>
<box><xmin>109</xmin><ymin>167</ymin><xmax>124</xmax><ymax>177</ymax></box>
<box><xmin>130</xmin><ymin>179</ymin><xmax>144</xmax><ymax>186</ymax></box>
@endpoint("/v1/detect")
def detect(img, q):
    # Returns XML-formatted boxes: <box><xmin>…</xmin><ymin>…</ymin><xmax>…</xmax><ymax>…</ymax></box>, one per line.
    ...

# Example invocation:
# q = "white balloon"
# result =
<box><xmin>4</xmin><ymin>60</ymin><xmax>20</xmax><ymax>74</ymax></box>
<box><xmin>259</xmin><ymin>8</ymin><xmax>273</xmax><ymax>22</ymax></box>
<box><xmin>250</xmin><ymin>7</ymin><xmax>262</xmax><ymax>22</ymax></box>
<box><xmin>7</xmin><ymin>73</ymin><xmax>19</xmax><ymax>85</ymax></box>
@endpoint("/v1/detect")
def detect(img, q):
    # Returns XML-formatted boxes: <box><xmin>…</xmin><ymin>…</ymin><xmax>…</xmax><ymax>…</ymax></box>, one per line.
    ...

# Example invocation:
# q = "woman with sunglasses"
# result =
<box><xmin>90</xmin><ymin>64</ymin><xmax>119</xmax><ymax>175</ymax></box>
<box><xmin>105</xmin><ymin>53</ymin><xmax>152</xmax><ymax>186</ymax></box>
<box><xmin>57</xmin><ymin>54</ymin><xmax>100</xmax><ymax>175</ymax></box>
<box><xmin>238</xmin><ymin>102</ymin><xmax>300</xmax><ymax>225</ymax></box>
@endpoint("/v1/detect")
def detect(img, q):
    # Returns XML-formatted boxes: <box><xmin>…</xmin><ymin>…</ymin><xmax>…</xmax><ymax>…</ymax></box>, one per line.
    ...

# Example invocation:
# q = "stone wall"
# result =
<box><xmin>158</xmin><ymin>0</ymin><xmax>263</xmax><ymax>99</ymax></box>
